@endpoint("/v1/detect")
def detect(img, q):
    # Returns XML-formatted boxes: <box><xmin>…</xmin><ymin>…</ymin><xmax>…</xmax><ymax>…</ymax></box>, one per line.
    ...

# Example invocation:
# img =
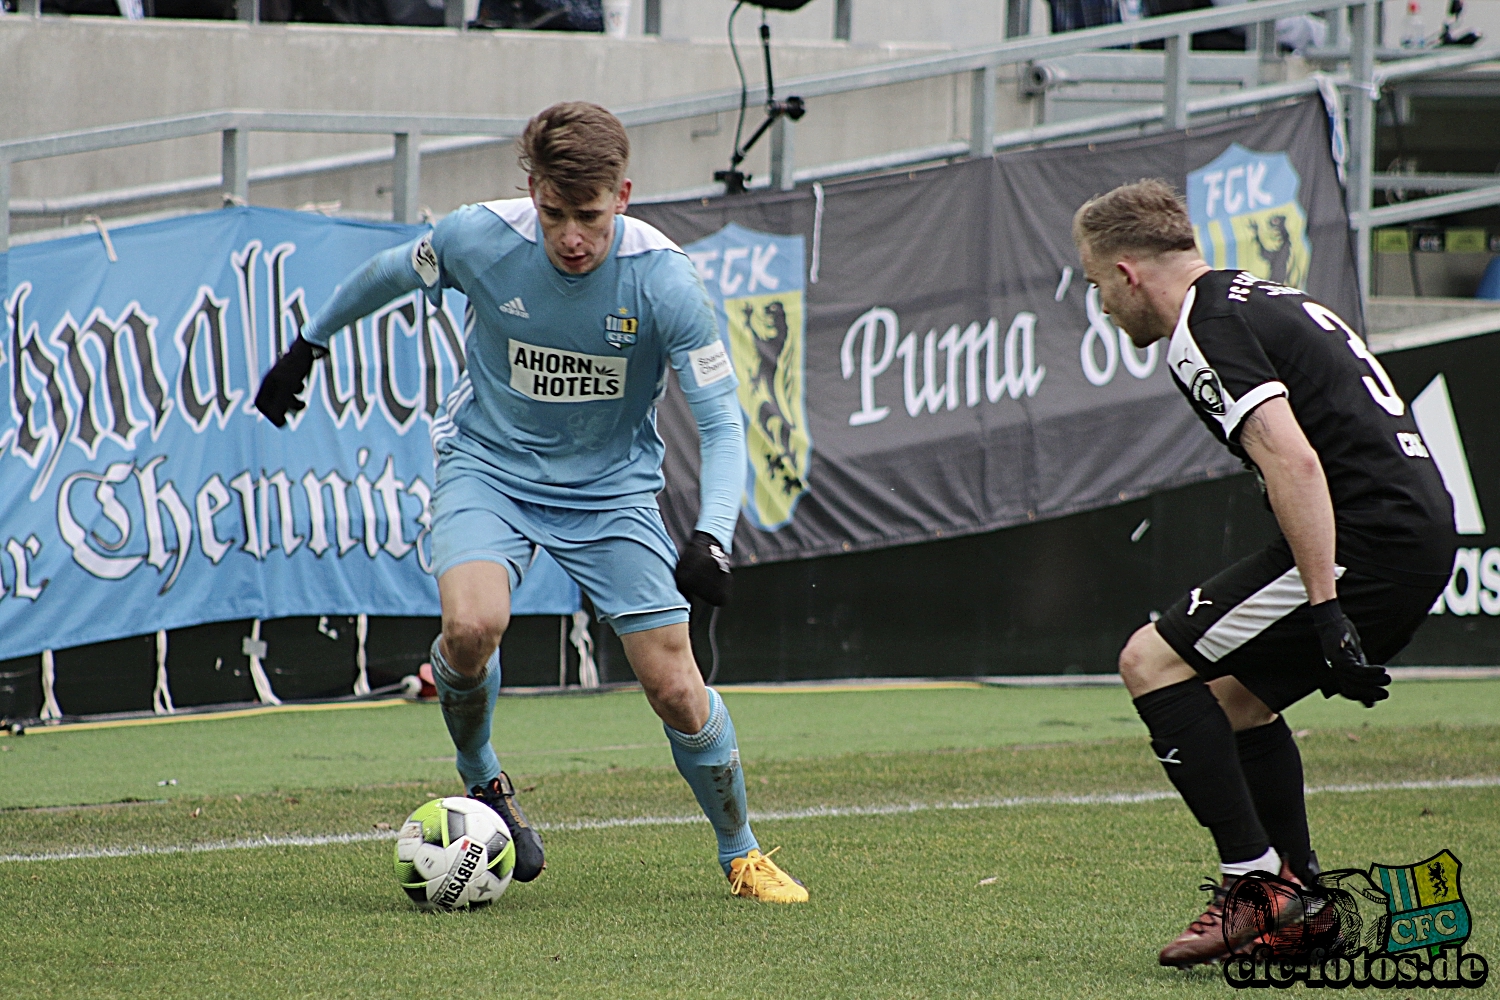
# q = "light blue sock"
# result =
<box><xmin>430</xmin><ymin>636</ymin><xmax>502</xmax><ymax>791</ymax></box>
<box><xmin>664</xmin><ymin>688</ymin><xmax>759</xmax><ymax>874</ymax></box>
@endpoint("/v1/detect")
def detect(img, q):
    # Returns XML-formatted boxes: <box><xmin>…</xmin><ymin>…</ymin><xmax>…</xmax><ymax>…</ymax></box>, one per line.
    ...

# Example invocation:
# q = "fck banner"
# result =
<box><xmin>637</xmin><ymin>97</ymin><xmax>1359</xmax><ymax>565</ymax></box>
<box><xmin>0</xmin><ymin>207</ymin><xmax>577</xmax><ymax>662</ymax></box>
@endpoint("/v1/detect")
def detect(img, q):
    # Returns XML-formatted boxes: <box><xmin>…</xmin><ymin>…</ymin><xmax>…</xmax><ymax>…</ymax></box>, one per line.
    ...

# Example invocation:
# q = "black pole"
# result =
<box><xmin>760</xmin><ymin>22</ymin><xmax>776</xmax><ymax>103</ymax></box>
<box><xmin>714</xmin><ymin>13</ymin><xmax>807</xmax><ymax>194</ymax></box>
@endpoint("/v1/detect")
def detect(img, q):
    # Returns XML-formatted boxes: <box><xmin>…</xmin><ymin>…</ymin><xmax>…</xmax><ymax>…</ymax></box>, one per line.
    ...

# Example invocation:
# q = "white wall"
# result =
<box><xmin>2</xmin><ymin>16</ymin><xmax>1030</xmax><ymax>232</ymax></box>
<box><xmin>638</xmin><ymin>0</ymin><xmax>1500</xmax><ymax>48</ymax></box>
<box><xmin>646</xmin><ymin>0</ymin><xmax>1008</xmax><ymax>48</ymax></box>
<box><xmin>8</xmin><ymin>0</ymin><xmax>1495</xmax><ymax>237</ymax></box>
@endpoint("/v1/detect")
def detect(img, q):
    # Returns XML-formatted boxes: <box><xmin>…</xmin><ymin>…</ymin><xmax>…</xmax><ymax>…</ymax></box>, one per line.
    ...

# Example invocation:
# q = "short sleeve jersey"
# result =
<box><xmin>421</xmin><ymin>199</ymin><xmax>736</xmax><ymax>509</ymax></box>
<box><xmin>1168</xmin><ymin>270</ymin><xmax>1455</xmax><ymax>585</ymax></box>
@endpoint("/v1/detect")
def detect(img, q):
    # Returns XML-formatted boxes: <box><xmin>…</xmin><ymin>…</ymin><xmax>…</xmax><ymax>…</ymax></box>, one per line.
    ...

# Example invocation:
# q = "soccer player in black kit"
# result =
<box><xmin>1073</xmin><ymin>180</ymin><xmax>1457</xmax><ymax>968</ymax></box>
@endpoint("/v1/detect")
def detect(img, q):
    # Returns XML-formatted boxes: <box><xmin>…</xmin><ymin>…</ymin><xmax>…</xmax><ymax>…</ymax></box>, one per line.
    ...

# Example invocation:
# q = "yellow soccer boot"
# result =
<box><xmin>728</xmin><ymin>847</ymin><xmax>809</xmax><ymax>904</ymax></box>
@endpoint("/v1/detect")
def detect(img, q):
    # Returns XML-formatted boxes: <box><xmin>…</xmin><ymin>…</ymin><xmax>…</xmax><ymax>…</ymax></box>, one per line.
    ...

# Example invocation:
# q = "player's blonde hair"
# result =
<box><xmin>1073</xmin><ymin>179</ymin><xmax>1199</xmax><ymax>261</ymax></box>
<box><xmin>518</xmin><ymin>102</ymin><xmax>630</xmax><ymax>205</ymax></box>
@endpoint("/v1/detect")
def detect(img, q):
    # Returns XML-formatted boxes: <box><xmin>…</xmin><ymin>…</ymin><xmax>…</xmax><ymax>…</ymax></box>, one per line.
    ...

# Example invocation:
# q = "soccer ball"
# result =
<box><xmin>394</xmin><ymin>797</ymin><xmax>515</xmax><ymax>910</ymax></box>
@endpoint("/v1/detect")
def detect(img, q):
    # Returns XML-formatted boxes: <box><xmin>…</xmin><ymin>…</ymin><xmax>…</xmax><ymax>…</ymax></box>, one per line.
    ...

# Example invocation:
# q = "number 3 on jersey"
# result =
<box><xmin>1301</xmin><ymin>301</ymin><xmax>1405</xmax><ymax>417</ymax></box>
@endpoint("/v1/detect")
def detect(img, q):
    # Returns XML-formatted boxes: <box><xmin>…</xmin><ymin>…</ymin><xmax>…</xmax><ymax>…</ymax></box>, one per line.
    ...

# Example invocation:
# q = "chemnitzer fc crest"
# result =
<box><xmin>1188</xmin><ymin>144</ymin><xmax>1312</xmax><ymax>289</ymax></box>
<box><xmin>604</xmin><ymin>310</ymin><xmax>637</xmax><ymax>349</ymax></box>
<box><xmin>1372</xmin><ymin>850</ymin><xmax>1471</xmax><ymax>956</ymax></box>
<box><xmin>684</xmin><ymin>224</ymin><xmax>810</xmax><ymax>532</ymax></box>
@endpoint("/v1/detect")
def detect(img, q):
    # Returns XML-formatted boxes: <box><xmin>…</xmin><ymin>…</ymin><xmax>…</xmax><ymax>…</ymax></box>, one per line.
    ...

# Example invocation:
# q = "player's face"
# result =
<box><xmin>530</xmin><ymin>178</ymin><xmax>632</xmax><ymax>275</ymax></box>
<box><xmin>1080</xmin><ymin>245</ymin><xmax>1160</xmax><ymax>347</ymax></box>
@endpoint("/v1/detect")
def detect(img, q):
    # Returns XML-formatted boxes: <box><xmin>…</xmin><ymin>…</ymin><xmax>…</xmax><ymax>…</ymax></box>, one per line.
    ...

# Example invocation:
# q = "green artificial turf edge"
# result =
<box><xmin>4</xmin><ymin>724</ymin><xmax>1496</xmax><ymax>860</ymax></box>
<box><xmin>4</xmin><ymin>679</ymin><xmax>1498</xmax><ymax>809</ymax></box>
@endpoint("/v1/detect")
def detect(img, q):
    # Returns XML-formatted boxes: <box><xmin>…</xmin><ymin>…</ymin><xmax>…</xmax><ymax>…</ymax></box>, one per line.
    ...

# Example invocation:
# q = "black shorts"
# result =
<box><xmin>1154</xmin><ymin>537</ymin><xmax>1446</xmax><ymax>714</ymax></box>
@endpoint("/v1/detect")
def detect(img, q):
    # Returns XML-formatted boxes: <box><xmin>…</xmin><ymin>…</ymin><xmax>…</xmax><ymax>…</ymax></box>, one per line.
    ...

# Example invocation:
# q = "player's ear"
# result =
<box><xmin>1116</xmin><ymin>259</ymin><xmax>1141</xmax><ymax>288</ymax></box>
<box><xmin>614</xmin><ymin>178</ymin><xmax>633</xmax><ymax>214</ymax></box>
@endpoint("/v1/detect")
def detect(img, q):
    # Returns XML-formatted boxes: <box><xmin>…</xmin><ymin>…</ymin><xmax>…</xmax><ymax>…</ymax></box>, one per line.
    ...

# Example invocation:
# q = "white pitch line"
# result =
<box><xmin>543</xmin><ymin>790</ymin><xmax>1185</xmax><ymax>832</ymax></box>
<box><xmin>1305</xmin><ymin>776</ymin><xmax>1500</xmax><ymax>794</ymax></box>
<box><xmin>4</xmin><ymin>776</ymin><xmax>1496</xmax><ymax>864</ymax></box>
<box><xmin>546</xmin><ymin>775</ymin><xmax>1500</xmax><ymax>832</ymax></box>
<box><xmin>0</xmin><ymin>830</ymin><xmax>397</xmax><ymax>864</ymax></box>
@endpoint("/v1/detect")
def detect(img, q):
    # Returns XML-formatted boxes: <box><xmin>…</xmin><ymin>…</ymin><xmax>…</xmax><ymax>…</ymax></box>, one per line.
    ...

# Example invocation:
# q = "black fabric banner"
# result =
<box><xmin>632</xmin><ymin>98</ymin><xmax>1358</xmax><ymax>565</ymax></box>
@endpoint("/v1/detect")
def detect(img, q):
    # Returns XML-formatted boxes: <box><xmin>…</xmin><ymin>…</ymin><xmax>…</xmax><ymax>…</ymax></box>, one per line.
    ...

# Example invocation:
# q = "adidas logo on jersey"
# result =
<box><xmin>500</xmin><ymin>297</ymin><xmax>530</xmax><ymax>319</ymax></box>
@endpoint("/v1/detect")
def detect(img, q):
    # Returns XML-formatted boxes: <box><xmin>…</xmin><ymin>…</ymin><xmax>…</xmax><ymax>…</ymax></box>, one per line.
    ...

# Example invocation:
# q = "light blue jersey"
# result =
<box><xmin>303</xmin><ymin>198</ymin><xmax>740</xmax><ymax>516</ymax></box>
<box><xmin>426</xmin><ymin>201</ymin><xmax>737</xmax><ymax>509</ymax></box>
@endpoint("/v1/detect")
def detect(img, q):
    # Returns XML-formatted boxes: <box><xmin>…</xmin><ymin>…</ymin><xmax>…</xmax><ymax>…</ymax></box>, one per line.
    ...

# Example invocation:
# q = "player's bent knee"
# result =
<box><xmin>645</xmin><ymin>673</ymin><xmax>694</xmax><ymax>713</ymax></box>
<box><xmin>642</xmin><ymin>674</ymin><xmax>707</xmax><ymax>733</ymax></box>
<box><xmin>1118</xmin><ymin>624</ymin><xmax>1195</xmax><ymax>696</ymax></box>
<box><xmin>441</xmin><ymin>617</ymin><xmax>505</xmax><ymax>673</ymax></box>
<box><xmin>1118</xmin><ymin>625</ymin><xmax>1156</xmax><ymax>682</ymax></box>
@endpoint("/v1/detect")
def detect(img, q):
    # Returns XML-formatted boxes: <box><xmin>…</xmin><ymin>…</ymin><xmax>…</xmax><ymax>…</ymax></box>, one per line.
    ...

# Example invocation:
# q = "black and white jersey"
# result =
<box><xmin>1167</xmin><ymin>270</ymin><xmax>1456</xmax><ymax>585</ymax></box>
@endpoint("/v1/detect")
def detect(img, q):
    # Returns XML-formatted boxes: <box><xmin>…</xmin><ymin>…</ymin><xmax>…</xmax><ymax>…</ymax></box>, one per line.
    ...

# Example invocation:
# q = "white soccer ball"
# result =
<box><xmin>393</xmin><ymin>796</ymin><xmax>515</xmax><ymax>911</ymax></box>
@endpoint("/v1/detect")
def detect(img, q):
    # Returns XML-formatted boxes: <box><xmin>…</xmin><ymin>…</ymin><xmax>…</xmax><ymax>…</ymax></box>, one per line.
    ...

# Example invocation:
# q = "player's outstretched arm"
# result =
<box><xmin>673</xmin><ymin>391</ymin><xmax>746</xmax><ymax>607</ymax></box>
<box><xmin>254</xmin><ymin>236</ymin><xmax>432</xmax><ymax>426</ymax></box>
<box><xmin>1240</xmin><ymin>397</ymin><xmax>1390</xmax><ymax>706</ymax></box>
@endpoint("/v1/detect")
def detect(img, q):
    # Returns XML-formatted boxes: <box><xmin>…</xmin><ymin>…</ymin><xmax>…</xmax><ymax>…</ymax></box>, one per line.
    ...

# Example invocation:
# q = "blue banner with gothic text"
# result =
<box><xmin>0</xmin><ymin>207</ymin><xmax>577</xmax><ymax>662</ymax></box>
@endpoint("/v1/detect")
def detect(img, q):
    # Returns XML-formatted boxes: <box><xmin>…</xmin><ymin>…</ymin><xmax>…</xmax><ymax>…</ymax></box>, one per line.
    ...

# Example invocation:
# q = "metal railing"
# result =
<box><xmin>9</xmin><ymin>0</ymin><xmax>468</xmax><ymax>27</ymax></box>
<box><xmin>1372</xmin><ymin>173</ymin><xmax>1500</xmax><ymax>193</ymax></box>
<box><xmin>3</xmin><ymin>0</ymin><xmax>1498</xmax><ymax>307</ymax></box>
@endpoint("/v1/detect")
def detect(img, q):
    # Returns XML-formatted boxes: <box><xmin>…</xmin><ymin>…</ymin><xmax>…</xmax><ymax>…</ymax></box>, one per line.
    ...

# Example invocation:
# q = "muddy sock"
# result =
<box><xmin>663</xmin><ymin>688</ymin><xmax>758</xmax><ymax>873</ymax></box>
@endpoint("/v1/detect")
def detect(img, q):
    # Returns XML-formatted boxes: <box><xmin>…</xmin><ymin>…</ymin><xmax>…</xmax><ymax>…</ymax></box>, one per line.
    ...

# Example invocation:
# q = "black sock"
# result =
<box><xmin>1133</xmin><ymin>679</ymin><xmax>1270</xmax><ymax>865</ymax></box>
<box><xmin>1236</xmin><ymin>716</ymin><xmax>1312</xmax><ymax>882</ymax></box>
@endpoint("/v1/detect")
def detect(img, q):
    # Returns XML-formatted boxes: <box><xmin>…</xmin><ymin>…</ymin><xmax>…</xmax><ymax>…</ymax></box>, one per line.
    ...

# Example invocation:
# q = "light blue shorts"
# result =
<box><xmin>431</xmin><ymin>451</ymin><xmax>689</xmax><ymax>636</ymax></box>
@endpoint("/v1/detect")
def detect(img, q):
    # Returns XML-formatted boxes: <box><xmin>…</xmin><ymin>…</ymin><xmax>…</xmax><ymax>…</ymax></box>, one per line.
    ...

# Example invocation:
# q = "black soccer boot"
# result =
<box><xmin>470</xmin><ymin>772</ymin><xmax>545</xmax><ymax>882</ymax></box>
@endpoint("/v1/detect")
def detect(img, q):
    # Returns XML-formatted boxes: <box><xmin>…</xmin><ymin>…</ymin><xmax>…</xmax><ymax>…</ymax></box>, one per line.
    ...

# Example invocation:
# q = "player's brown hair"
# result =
<box><xmin>518</xmin><ymin>102</ymin><xmax>630</xmax><ymax>205</ymax></box>
<box><xmin>1073</xmin><ymin>179</ymin><xmax>1199</xmax><ymax>261</ymax></box>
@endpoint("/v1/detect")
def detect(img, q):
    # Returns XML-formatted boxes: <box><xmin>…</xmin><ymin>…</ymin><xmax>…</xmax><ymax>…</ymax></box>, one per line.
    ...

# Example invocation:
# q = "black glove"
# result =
<box><xmin>674</xmin><ymin>531</ymin><xmax>732</xmax><ymax>607</ymax></box>
<box><xmin>1311</xmin><ymin>599</ymin><xmax>1390</xmax><ymax>707</ymax></box>
<box><xmin>254</xmin><ymin>336</ymin><xmax>324</xmax><ymax>427</ymax></box>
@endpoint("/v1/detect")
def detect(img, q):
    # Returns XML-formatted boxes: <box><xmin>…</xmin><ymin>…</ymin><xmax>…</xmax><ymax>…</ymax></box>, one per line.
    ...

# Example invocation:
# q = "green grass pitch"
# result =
<box><xmin>2</xmin><ymin>680</ymin><xmax>1497</xmax><ymax>998</ymax></box>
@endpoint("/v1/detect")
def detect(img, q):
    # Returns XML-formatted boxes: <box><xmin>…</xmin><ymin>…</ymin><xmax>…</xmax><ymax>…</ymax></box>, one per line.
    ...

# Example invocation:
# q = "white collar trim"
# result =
<box><xmin>617</xmin><ymin>215</ymin><xmax>683</xmax><ymax>257</ymax></box>
<box><xmin>481</xmin><ymin>198</ymin><xmax>537</xmax><ymax>242</ymax></box>
<box><xmin>479</xmin><ymin>198</ymin><xmax>683</xmax><ymax>258</ymax></box>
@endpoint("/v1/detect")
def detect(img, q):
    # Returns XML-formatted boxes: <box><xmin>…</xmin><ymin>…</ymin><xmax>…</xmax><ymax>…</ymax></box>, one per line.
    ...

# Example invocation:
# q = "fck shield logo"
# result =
<box><xmin>1187</xmin><ymin>144</ymin><xmax>1312</xmax><ymax>290</ymax></box>
<box><xmin>684</xmin><ymin>224</ymin><xmax>811</xmax><ymax>532</ymax></box>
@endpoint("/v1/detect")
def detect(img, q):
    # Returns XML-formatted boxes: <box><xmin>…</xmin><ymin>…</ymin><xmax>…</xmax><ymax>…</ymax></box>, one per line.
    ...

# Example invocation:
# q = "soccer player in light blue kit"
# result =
<box><xmin>254</xmin><ymin>102</ymin><xmax>806</xmax><ymax>903</ymax></box>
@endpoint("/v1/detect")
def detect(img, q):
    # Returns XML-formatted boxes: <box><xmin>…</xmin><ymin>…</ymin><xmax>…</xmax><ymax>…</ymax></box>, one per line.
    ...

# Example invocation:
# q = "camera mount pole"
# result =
<box><xmin>715</xmin><ymin>19</ymin><xmax>806</xmax><ymax>194</ymax></box>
